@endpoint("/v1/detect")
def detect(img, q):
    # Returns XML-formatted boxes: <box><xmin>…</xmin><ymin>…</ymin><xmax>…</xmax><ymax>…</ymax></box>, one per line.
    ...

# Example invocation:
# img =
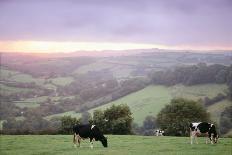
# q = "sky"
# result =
<box><xmin>0</xmin><ymin>0</ymin><xmax>232</xmax><ymax>53</ymax></box>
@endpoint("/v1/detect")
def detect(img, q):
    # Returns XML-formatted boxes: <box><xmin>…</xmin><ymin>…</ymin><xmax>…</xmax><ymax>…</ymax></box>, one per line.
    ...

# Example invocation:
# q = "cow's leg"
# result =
<box><xmin>210</xmin><ymin>134</ymin><xmax>214</xmax><ymax>144</ymax></box>
<box><xmin>76</xmin><ymin>135</ymin><xmax>81</xmax><ymax>147</ymax></box>
<box><xmin>90</xmin><ymin>138</ymin><xmax>94</xmax><ymax>149</ymax></box>
<box><xmin>194</xmin><ymin>134</ymin><xmax>198</xmax><ymax>144</ymax></box>
<box><xmin>190</xmin><ymin>130</ymin><xmax>195</xmax><ymax>144</ymax></box>
<box><xmin>73</xmin><ymin>133</ymin><xmax>77</xmax><ymax>148</ymax></box>
<box><xmin>191</xmin><ymin>131</ymin><xmax>198</xmax><ymax>144</ymax></box>
<box><xmin>78</xmin><ymin>138</ymin><xmax>81</xmax><ymax>147</ymax></box>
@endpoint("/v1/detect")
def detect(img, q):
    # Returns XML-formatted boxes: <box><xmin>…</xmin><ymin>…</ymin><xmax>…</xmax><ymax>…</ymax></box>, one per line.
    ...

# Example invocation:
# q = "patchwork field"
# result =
<box><xmin>44</xmin><ymin>111</ymin><xmax>82</xmax><ymax>120</ymax></box>
<box><xmin>0</xmin><ymin>135</ymin><xmax>231</xmax><ymax>155</ymax></box>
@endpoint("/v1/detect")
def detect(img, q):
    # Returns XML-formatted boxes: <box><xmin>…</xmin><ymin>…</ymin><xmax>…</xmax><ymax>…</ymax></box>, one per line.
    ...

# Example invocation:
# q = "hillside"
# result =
<box><xmin>46</xmin><ymin>84</ymin><xmax>229</xmax><ymax>125</ymax></box>
<box><xmin>1</xmin><ymin>51</ymin><xmax>232</xmax><ymax>134</ymax></box>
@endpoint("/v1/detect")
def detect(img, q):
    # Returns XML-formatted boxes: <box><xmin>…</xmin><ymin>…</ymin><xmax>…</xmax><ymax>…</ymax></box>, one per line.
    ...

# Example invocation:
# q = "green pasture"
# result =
<box><xmin>89</xmin><ymin>85</ymin><xmax>172</xmax><ymax>124</ymax></box>
<box><xmin>0</xmin><ymin>135</ymin><xmax>231</xmax><ymax>155</ymax></box>
<box><xmin>88</xmin><ymin>84</ymin><xmax>229</xmax><ymax>125</ymax></box>
<box><xmin>169</xmin><ymin>84</ymin><xmax>228</xmax><ymax>100</ymax></box>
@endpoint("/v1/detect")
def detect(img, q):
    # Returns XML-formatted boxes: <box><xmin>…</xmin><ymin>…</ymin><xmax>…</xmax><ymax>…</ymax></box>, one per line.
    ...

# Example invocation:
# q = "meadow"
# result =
<box><xmin>87</xmin><ymin>84</ymin><xmax>228</xmax><ymax>125</ymax></box>
<box><xmin>0</xmin><ymin>135</ymin><xmax>231</xmax><ymax>155</ymax></box>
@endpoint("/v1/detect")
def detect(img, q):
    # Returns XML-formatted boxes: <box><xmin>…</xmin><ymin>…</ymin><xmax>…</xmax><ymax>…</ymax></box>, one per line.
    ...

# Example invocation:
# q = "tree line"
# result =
<box><xmin>150</xmin><ymin>63</ymin><xmax>232</xmax><ymax>100</ymax></box>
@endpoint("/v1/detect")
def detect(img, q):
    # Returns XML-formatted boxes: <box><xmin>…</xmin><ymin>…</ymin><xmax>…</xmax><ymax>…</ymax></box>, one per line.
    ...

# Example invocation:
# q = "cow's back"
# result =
<box><xmin>197</xmin><ymin>122</ymin><xmax>211</xmax><ymax>133</ymax></box>
<box><xmin>73</xmin><ymin>124</ymin><xmax>92</xmax><ymax>138</ymax></box>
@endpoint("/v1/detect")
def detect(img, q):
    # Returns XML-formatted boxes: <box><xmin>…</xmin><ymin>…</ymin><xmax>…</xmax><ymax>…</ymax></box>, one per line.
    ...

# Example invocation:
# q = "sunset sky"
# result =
<box><xmin>0</xmin><ymin>0</ymin><xmax>232</xmax><ymax>53</ymax></box>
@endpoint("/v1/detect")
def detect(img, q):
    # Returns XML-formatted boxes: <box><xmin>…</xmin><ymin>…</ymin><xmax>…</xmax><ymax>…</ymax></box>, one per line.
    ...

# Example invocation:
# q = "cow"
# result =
<box><xmin>73</xmin><ymin>124</ymin><xmax>108</xmax><ymax>148</ymax></box>
<box><xmin>189</xmin><ymin>122</ymin><xmax>218</xmax><ymax>144</ymax></box>
<box><xmin>155</xmin><ymin>129</ymin><xmax>164</xmax><ymax>136</ymax></box>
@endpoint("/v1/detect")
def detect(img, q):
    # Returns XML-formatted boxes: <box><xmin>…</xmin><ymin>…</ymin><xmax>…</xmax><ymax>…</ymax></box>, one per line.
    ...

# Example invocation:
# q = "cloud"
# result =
<box><xmin>0</xmin><ymin>0</ymin><xmax>231</xmax><ymax>47</ymax></box>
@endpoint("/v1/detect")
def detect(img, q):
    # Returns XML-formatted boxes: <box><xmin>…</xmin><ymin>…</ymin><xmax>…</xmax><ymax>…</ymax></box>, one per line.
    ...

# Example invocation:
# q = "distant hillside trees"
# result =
<box><xmin>157</xmin><ymin>98</ymin><xmax>210</xmax><ymax>136</ymax></box>
<box><xmin>220</xmin><ymin>106</ymin><xmax>232</xmax><ymax>135</ymax></box>
<box><xmin>150</xmin><ymin>64</ymin><xmax>231</xmax><ymax>86</ymax></box>
<box><xmin>2</xmin><ymin>116</ymin><xmax>60</xmax><ymax>134</ymax></box>
<box><xmin>226</xmin><ymin>65</ymin><xmax>232</xmax><ymax>100</ymax></box>
<box><xmin>150</xmin><ymin>64</ymin><xmax>232</xmax><ymax>101</ymax></box>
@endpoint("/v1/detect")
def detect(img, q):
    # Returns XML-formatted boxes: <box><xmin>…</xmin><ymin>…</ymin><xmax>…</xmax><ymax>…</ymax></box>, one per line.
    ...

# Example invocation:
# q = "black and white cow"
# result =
<box><xmin>73</xmin><ymin>124</ymin><xmax>108</xmax><ymax>148</ymax></box>
<box><xmin>189</xmin><ymin>122</ymin><xmax>218</xmax><ymax>144</ymax></box>
<box><xmin>155</xmin><ymin>129</ymin><xmax>164</xmax><ymax>136</ymax></box>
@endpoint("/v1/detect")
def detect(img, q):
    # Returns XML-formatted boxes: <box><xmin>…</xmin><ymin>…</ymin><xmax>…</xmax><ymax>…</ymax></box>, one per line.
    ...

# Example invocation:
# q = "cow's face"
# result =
<box><xmin>213</xmin><ymin>135</ymin><xmax>219</xmax><ymax>143</ymax></box>
<box><xmin>101</xmin><ymin>137</ymin><xmax>108</xmax><ymax>147</ymax></box>
<box><xmin>210</xmin><ymin>134</ymin><xmax>219</xmax><ymax>144</ymax></box>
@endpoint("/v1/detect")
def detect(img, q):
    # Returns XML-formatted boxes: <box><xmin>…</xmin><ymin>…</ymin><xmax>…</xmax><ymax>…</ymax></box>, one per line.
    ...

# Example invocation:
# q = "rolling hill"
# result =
<box><xmin>1</xmin><ymin>51</ymin><xmax>232</xmax><ymax>134</ymax></box>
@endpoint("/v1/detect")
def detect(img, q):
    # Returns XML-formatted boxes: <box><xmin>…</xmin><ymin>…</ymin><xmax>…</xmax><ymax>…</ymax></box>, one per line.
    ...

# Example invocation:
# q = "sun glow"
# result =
<box><xmin>0</xmin><ymin>41</ymin><xmax>231</xmax><ymax>53</ymax></box>
<box><xmin>0</xmin><ymin>41</ymin><xmax>168</xmax><ymax>53</ymax></box>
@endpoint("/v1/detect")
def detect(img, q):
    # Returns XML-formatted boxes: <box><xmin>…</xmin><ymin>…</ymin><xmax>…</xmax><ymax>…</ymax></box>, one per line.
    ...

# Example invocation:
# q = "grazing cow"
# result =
<box><xmin>155</xmin><ymin>129</ymin><xmax>164</xmax><ymax>136</ymax></box>
<box><xmin>73</xmin><ymin>124</ymin><xmax>107</xmax><ymax>148</ymax></box>
<box><xmin>189</xmin><ymin>122</ymin><xmax>218</xmax><ymax>144</ymax></box>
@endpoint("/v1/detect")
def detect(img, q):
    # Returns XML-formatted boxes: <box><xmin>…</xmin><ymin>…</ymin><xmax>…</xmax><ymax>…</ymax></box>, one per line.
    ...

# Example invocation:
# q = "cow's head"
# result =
<box><xmin>213</xmin><ymin>134</ymin><xmax>219</xmax><ymax>143</ymax></box>
<box><xmin>210</xmin><ymin>133</ymin><xmax>219</xmax><ymax>144</ymax></box>
<box><xmin>100</xmin><ymin>136</ymin><xmax>108</xmax><ymax>147</ymax></box>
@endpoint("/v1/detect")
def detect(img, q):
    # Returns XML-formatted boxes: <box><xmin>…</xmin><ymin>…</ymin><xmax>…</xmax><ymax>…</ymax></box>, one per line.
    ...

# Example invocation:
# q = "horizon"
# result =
<box><xmin>0</xmin><ymin>41</ymin><xmax>232</xmax><ymax>54</ymax></box>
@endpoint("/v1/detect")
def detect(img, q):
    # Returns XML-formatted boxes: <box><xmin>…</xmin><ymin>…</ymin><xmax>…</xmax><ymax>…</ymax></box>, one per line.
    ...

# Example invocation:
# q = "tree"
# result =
<box><xmin>157</xmin><ymin>98</ymin><xmax>210</xmax><ymax>136</ymax></box>
<box><xmin>104</xmin><ymin>104</ymin><xmax>133</xmax><ymax>134</ymax></box>
<box><xmin>60</xmin><ymin>116</ymin><xmax>80</xmax><ymax>134</ymax></box>
<box><xmin>220</xmin><ymin>106</ymin><xmax>232</xmax><ymax>135</ymax></box>
<box><xmin>92</xmin><ymin>104</ymin><xmax>133</xmax><ymax>134</ymax></box>
<box><xmin>92</xmin><ymin>110</ymin><xmax>107</xmax><ymax>132</ymax></box>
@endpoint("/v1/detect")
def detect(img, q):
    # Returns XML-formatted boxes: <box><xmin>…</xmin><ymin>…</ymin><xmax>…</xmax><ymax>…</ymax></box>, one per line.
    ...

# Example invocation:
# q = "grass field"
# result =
<box><xmin>0</xmin><ymin>135</ymin><xmax>231</xmax><ymax>155</ymax></box>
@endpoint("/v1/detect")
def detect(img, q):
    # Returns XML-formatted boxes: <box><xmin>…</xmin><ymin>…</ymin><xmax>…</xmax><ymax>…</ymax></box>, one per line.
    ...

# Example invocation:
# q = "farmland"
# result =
<box><xmin>87</xmin><ymin>84</ymin><xmax>228</xmax><ymax>124</ymax></box>
<box><xmin>1</xmin><ymin>51</ymin><xmax>232</xmax><ymax>136</ymax></box>
<box><xmin>0</xmin><ymin>135</ymin><xmax>231</xmax><ymax>155</ymax></box>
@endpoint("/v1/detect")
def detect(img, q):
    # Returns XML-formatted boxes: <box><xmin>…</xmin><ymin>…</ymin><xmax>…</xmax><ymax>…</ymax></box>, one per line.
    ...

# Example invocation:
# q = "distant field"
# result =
<box><xmin>87</xmin><ymin>84</ymin><xmax>228</xmax><ymax>125</ymax></box>
<box><xmin>44</xmin><ymin>111</ymin><xmax>81</xmax><ymax>120</ymax></box>
<box><xmin>73</xmin><ymin>60</ymin><xmax>135</xmax><ymax>78</ymax></box>
<box><xmin>13</xmin><ymin>101</ymin><xmax>40</xmax><ymax>108</ymax></box>
<box><xmin>51</xmin><ymin>77</ymin><xmax>74</xmax><ymax>86</ymax></box>
<box><xmin>13</xmin><ymin>96</ymin><xmax>62</xmax><ymax>108</ymax></box>
<box><xmin>0</xmin><ymin>135</ymin><xmax>231</xmax><ymax>155</ymax></box>
<box><xmin>169</xmin><ymin>84</ymin><xmax>228</xmax><ymax>100</ymax></box>
<box><xmin>0</xmin><ymin>84</ymin><xmax>33</xmax><ymax>95</ymax></box>
<box><xmin>0</xmin><ymin>68</ymin><xmax>19</xmax><ymax>80</ymax></box>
